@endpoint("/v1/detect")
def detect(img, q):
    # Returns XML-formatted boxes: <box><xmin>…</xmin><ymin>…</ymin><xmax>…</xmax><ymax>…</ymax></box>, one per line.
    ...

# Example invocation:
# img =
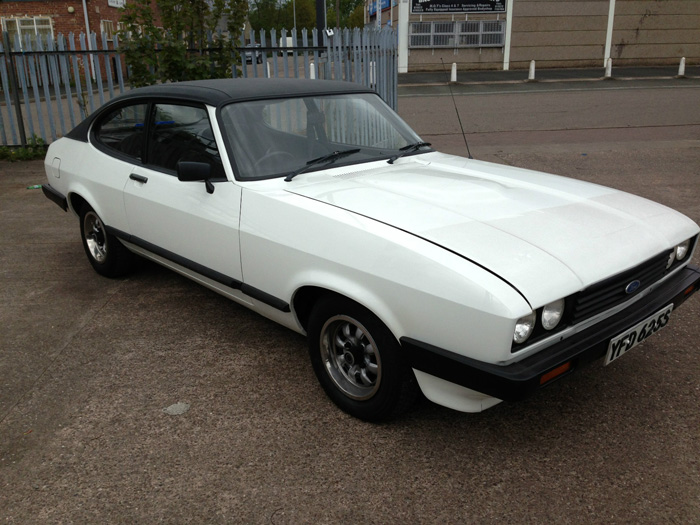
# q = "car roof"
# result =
<box><xmin>116</xmin><ymin>78</ymin><xmax>375</xmax><ymax>105</ymax></box>
<box><xmin>66</xmin><ymin>78</ymin><xmax>376</xmax><ymax>141</ymax></box>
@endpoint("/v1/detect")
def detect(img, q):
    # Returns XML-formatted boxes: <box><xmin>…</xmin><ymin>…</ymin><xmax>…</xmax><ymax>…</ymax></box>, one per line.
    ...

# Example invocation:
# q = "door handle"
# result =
<box><xmin>130</xmin><ymin>173</ymin><xmax>148</xmax><ymax>183</ymax></box>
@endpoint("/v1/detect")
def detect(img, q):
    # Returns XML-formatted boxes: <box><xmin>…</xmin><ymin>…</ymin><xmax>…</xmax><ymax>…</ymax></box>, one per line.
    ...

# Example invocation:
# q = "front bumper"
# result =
<box><xmin>402</xmin><ymin>264</ymin><xmax>700</xmax><ymax>402</ymax></box>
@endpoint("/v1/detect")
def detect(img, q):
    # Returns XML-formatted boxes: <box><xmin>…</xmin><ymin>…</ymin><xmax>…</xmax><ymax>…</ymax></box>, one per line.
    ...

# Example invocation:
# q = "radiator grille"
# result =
<box><xmin>571</xmin><ymin>250</ymin><xmax>672</xmax><ymax>324</ymax></box>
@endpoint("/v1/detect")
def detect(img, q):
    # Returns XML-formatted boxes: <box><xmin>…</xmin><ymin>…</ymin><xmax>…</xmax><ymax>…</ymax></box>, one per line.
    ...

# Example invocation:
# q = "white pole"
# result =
<box><xmin>678</xmin><ymin>57</ymin><xmax>686</xmax><ymax>77</ymax></box>
<box><xmin>503</xmin><ymin>0</ymin><xmax>514</xmax><ymax>71</ymax></box>
<box><xmin>81</xmin><ymin>0</ymin><xmax>95</xmax><ymax>78</ymax></box>
<box><xmin>450</xmin><ymin>62</ymin><xmax>457</xmax><ymax>82</ymax></box>
<box><xmin>310</xmin><ymin>62</ymin><xmax>316</xmax><ymax>79</ymax></box>
<box><xmin>528</xmin><ymin>59</ymin><xmax>535</xmax><ymax>80</ymax></box>
<box><xmin>398</xmin><ymin>0</ymin><xmax>409</xmax><ymax>73</ymax></box>
<box><xmin>604</xmin><ymin>0</ymin><xmax>616</xmax><ymax>66</ymax></box>
<box><xmin>605</xmin><ymin>57</ymin><xmax>612</xmax><ymax>78</ymax></box>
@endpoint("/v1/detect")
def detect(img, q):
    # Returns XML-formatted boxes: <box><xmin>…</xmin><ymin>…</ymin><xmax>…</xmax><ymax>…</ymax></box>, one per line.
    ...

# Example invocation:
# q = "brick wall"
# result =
<box><xmin>0</xmin><ymin>0</ymin><xmax>161</xmax><ymax>41</ymax></box>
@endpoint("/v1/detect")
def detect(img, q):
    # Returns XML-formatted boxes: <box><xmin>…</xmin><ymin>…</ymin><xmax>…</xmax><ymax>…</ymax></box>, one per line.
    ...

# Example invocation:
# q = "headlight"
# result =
<box><xmin>675</xmin><ymin>239</ymin><xmax>690</xmax><ymax>261</ymax></box>
<box><xmin>541</xmin><ymin>299</ymin><xmax>565</xmax><ymax>330</ymax></box>
<box><xmin>513</xmin><ymin>311</ymin><xmax>536</xmax><ymax>344</ymax></box>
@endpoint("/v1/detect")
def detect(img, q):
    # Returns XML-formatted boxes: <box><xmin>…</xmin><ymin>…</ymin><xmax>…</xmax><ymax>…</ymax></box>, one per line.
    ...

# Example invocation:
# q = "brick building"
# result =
<box><xmin>0</xmin><ymin>0</ymin><xmax>157</xmax><ymax>46</ymax></box>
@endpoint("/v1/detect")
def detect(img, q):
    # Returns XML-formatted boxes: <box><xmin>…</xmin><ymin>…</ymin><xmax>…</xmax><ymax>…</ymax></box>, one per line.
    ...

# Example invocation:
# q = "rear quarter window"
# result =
<box><xmin>93</xmin><ymin>104</ymin><xmax>148</xmax><ymax>160</ymax></box>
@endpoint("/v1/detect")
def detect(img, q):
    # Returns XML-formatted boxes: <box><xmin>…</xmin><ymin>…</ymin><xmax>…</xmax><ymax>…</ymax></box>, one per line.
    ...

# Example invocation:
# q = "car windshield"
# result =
<box><xmin>219</xmin><ymin>93</ymin><xmax>424</xmax><ymax>180</ymax></box>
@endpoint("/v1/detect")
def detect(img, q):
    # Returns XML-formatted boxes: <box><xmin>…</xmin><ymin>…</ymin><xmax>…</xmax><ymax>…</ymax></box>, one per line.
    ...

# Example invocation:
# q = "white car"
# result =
<box><xmin>42</xmin><ymin>78</ymin><xmax>700</xmax><ymax>421</ymax></box>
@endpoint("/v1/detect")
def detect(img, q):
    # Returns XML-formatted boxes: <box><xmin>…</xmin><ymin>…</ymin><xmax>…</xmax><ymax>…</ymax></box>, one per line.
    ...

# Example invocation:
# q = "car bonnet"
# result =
<box><xmin>286</xmin><ymin>152</ymin><xmax>699</xmax><ymax>307</ymax></box>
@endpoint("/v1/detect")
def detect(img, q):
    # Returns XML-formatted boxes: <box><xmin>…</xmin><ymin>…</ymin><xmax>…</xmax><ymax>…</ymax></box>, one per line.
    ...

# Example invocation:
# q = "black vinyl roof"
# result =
<box><xmin>66</xmin><ymin>78</ymin><xmax>376</xmax><ymax>141</ymax></box>
<box><xmin>121</xmin><ymin>78</ymin><xmax>375</xmax><ymax>105</ymax></box>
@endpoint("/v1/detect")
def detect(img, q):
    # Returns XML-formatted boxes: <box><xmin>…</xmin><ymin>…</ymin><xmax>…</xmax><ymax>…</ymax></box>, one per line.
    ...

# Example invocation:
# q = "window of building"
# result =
<box><xmin>101</xmin><ymin>20</ymin><xmax>115</xmax><ymax>41</ymax></box>
<box><xmin>409</xmin><ymin>20</ymin><xmax>505</xmax><ymax>49</ymax></box>
<box><xmin>1</xmin><ymin>16</ymin><xmax>53</xmax><ymax>47</ymax></box>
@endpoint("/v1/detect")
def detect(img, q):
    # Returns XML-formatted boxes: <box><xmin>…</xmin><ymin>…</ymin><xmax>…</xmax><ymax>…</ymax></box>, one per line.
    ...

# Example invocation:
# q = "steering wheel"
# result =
<box><xmin>253</xmin><ymin>149</ymin><xmax>295</xmax><ymax>173</ymax></box>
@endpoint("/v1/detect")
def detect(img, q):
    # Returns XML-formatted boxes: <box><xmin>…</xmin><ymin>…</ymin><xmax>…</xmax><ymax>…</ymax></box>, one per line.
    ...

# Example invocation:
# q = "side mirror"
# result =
<box><xmin>177</xmin><ymin>161</ymin><xmax>214</xmax><ymax>194</ymax></box>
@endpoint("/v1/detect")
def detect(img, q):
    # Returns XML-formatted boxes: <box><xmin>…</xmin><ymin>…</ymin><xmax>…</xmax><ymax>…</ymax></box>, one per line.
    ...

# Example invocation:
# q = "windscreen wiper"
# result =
<box><xmin>285</xmin><ymin>148</ymin><xmax>361</xmax><ymax>182</ymax></box>
<box><xmin>387</xmin><ymin>142</ymin><xmax>432</xmax><ymax>164</ymax></box>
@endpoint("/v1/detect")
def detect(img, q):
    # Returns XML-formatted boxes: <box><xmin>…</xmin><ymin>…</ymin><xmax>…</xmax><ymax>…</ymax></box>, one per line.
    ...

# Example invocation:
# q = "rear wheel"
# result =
<box><xmin>307</xmin><ymin>296</ymin><xmax>418</xmax><ymax>422</ymax></box>
<box><xmin>79</xmin><ymin>204</ymin><xmax>135</xmax><ymax>277</ymax></box>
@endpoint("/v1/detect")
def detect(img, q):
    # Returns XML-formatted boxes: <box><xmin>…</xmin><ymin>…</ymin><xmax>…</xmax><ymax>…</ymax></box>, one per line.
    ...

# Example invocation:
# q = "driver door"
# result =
<box><xmin>122</xmin><ymin>103</ymin><xmax>245</xmax><ymax>297</ymax></box>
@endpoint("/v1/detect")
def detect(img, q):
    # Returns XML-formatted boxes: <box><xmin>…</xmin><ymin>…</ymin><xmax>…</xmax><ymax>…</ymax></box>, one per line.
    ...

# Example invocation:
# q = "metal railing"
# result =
<box><xmin>0</xmin><ymin>27</ymin><xmax>398</xmax><ymax>147</ymax></box>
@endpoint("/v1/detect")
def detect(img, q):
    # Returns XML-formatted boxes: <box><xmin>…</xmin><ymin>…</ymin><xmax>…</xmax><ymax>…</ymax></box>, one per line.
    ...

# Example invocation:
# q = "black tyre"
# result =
<box><xmin>79</xmin><ymin>204</ymin><xmax>135</xmax><ymax>278</ymax></box>
<box><xmin>307</xmin><ymin>296</ymin><xmax>418</xmax><ymax>422</ymax></box>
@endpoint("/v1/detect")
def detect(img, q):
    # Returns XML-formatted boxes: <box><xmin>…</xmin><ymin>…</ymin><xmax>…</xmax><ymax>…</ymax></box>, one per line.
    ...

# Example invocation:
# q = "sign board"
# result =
<box><xmin>411</xmin><ymin>0</ymin><xmax>505</xmax><ymax>14</ymax></box>
<box><xmin>108</xmin><ymin>0</ymin><xmax>126</xmax><ymax>8</ymax></box>
<box><xmin>369</xmin><ymin>0</ymin><xmax>396</xmax><ymax>16</ymax></box>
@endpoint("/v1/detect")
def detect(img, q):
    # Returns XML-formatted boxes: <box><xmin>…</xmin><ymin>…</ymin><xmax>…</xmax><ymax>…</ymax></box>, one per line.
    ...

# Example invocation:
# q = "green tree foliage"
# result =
<box><xmin>327</xmin><ymin>0</ymin><xmax>364</xmax><ymax>28</ymax></box>
<box><xmin>118</xmin><ymin>0</ymin><xmax>248</xmax><ymax>87</ymax></box>
<box><xmin>249</xmin><ymin>0</ymin><xmax>363</xmax><ymax>32</ymax></box>
<box><xmin>347</xmin><ymin>3</ymin><xmax>365</xmax><ymax>28</ymax></box>
<box><xmin>279</xmin><ymin>0</ymin><xmax>317</xmax><ymax>31</ymax></box>
<box><xmin>248</xmin><ymin>0</ymin><xmax>289</xmax><ymax>32</ymax></box>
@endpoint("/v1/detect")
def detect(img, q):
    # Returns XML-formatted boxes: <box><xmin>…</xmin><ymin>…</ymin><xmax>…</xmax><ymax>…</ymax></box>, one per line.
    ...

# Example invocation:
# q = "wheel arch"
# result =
<box><xmin>291</xmin><ymin>283</ymin><xmax>405</xmax><ymax>343</ymax></box>
<box><xmin>68</xmin><ymin>192</ymin><xmax>89</xmax><ymax>217</ymax></box>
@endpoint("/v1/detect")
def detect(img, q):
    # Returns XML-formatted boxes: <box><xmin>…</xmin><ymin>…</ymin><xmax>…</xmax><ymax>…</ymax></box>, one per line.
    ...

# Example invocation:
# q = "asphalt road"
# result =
<box><xmin>2</xmin><ymin>78</ymin><xmax>700</xmax><ymax>523</ymax></box>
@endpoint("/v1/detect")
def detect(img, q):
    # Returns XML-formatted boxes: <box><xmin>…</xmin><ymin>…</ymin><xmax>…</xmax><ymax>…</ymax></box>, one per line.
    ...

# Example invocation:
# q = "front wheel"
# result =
<box><xmin>79</xmin><ymin>204</ymin><xmax>135</xmax><ymax>277</ymax></box>
<box><xmin>307</xmin><ymin>296</ymin><xmax>418</xmax><ymax>422</ymax></box>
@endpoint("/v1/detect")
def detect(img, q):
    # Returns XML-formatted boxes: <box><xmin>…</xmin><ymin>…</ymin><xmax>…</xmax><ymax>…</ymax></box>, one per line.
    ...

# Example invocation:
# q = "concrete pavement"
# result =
<box><xmin>2</xmin><ymin>78</ymin><xmax>700</xmax><ymax>523</ymax></box>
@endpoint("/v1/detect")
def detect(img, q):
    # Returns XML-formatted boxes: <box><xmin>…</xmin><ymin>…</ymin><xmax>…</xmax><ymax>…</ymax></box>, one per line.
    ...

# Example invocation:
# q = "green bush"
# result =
<box><xmin>0</xmin><ymin>136</ymin><xmax>47</xmax><ymax>162</ymax></box>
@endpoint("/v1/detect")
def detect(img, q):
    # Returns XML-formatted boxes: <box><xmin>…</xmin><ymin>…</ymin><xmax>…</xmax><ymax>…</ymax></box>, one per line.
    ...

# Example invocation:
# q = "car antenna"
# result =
<box><xmin>440</xmin><ymin>58</ymin><xmax>473</xmax><ymax>160</ymax></box>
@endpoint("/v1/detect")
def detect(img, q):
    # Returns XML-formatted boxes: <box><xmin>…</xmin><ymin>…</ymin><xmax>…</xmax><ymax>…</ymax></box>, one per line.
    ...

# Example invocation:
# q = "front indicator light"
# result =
<box><xmin>540</xmin><ymin>362</ymin><xmax>572</xmax><ymax>385</ymax></box>
<box><xmin>541</xmin><ymin>299</ymin><xmax>565</xmax><ymax>330</ymax></box>
<box><xmin>513</xmin><ymin>311</ymin><xmax>536</xmax><ymax>344</ymax></box>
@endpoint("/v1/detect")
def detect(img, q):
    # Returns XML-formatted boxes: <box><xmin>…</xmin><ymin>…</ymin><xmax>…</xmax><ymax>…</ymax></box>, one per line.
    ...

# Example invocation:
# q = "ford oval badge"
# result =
<box><xmin>625</xmin><ymin>280</ymin><xmax>641</xmax><ymax>294</ymax></box>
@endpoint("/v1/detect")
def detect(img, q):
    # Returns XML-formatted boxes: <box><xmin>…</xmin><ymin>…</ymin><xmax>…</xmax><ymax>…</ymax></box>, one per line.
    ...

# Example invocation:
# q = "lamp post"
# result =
<box><xmin>316</xmin><ymin>0</ymin><xmax>325</xmax><ymax>30</ymax></box>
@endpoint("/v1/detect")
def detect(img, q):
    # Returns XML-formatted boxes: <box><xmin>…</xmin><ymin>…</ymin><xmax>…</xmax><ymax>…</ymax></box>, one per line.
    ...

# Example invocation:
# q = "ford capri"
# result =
<box><xmin>42</xmin><ymin>78</ymin><xmax>700</xmax><ymax>421</ymax></box>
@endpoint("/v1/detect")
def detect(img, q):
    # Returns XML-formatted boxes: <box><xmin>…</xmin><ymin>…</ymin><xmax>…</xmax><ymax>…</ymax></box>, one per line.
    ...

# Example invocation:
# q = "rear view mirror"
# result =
<box><xmin>177</xmin><ymin>161</ymin><xmax>214</xmax><ymax>194</ymax></box>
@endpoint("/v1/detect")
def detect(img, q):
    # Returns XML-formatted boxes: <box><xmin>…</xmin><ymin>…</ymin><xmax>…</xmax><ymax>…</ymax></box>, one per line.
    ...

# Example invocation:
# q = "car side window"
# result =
<box><xmin>94</xmin><ymin>104</ymin><xmax>148</xmax><ymax>160</ymax></box>
<box><xmin>147</xmin><ymin>104</ymin><xmax>225</xmax><ymax>179</ymax></box>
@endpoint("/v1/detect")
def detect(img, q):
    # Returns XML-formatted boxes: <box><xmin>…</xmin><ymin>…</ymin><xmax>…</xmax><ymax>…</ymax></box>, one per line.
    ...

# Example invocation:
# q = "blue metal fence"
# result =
<box><xmin>0</xmin><ymin>27</ymin><xmax>397</xmax><ymax>147</ymax></box>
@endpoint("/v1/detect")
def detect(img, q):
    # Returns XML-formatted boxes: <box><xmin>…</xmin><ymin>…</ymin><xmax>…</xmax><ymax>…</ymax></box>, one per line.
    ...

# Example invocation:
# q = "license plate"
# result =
<box><xmin>604</xmin><ymin>304</ymin><xmax>674</xmax><ymax>366</ymax></box>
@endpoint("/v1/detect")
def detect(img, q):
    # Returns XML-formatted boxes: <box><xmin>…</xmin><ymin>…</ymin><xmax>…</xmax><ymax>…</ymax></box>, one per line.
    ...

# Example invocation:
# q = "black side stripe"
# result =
<box><xmin>106</xmin><ymin>226</ymin><xmax>291</xmax><ymax>312</ymax></box>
